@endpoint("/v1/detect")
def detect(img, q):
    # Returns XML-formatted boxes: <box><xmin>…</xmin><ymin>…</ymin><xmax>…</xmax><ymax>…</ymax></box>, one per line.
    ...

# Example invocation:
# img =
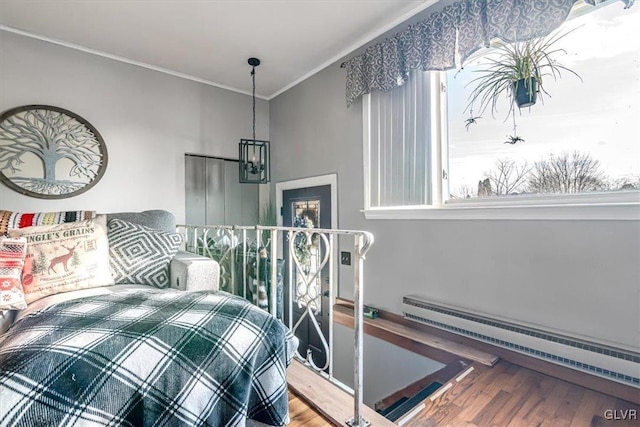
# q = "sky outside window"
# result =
<box><xmin>446</xmin><ymin>3</ymin><xmax>640</xmax><ymax>199</ymax></box>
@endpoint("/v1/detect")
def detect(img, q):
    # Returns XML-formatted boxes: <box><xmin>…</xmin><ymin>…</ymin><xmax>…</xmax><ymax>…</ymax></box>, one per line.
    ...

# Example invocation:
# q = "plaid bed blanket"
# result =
<box><xmin>0</xmin><ymin>290</ymin><xmax>298</xmax><ymax>427</ymax></box>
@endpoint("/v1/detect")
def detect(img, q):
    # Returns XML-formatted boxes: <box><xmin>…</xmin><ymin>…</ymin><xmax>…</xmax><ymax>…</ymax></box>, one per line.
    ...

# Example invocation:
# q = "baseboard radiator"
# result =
<box><xmin>402</xmin><ymin>294</ymin><xmax>639</xmax><ymax>388</ymax></box>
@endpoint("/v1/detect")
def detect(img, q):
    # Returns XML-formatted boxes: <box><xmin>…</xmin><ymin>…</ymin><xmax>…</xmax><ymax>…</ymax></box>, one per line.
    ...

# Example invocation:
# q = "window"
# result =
<box><xmin>362</xmin><ymin>2</ymin><xmax>640</xmax><ymax>220</ymax></box>
<box><xmin>364</xmin><ymin>70</ymin><xmax>436</xmax><ymax>208</ymax></box>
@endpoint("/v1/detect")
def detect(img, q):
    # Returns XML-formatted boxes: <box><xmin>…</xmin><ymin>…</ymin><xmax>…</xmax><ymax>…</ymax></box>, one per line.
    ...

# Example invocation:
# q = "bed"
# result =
<box><xmin>0</xmin><ymin>285</ymin><xmax>298</xmax><ymax>427</ymax></box>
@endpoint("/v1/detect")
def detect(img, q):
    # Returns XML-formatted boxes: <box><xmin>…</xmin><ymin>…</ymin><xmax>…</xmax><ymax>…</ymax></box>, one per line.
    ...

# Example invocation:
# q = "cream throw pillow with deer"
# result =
<box><xmin>9</xmin><ymin>215</ymin><xmax>114</xmax><ymax>304</ymax></box>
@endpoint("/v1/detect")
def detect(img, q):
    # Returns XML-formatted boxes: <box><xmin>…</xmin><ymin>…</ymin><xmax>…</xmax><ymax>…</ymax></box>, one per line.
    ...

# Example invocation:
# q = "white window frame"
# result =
<box><xmin>363</xmin><ymin>76</ymin><xmax>640</xmax><ymax>220</ymax></box>
<box><xmin>362</xmin><ymin>9</ymin><xmax>640</xmax><ymax>221</ymax></box>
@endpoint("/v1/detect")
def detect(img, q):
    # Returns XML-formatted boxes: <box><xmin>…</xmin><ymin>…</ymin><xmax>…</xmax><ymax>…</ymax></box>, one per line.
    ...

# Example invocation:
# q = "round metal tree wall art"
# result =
<box><xmin>0</xmin><ymin>105</ymin><xmax>108</xmax><ymax>199</ymax></box>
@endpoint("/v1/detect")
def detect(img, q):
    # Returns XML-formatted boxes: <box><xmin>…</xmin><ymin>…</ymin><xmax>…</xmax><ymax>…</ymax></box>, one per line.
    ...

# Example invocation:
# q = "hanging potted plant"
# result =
<box><xmin>465</xmin><ymin>29</ymin><xmax>581</xmax><ymax>123</ymax></box>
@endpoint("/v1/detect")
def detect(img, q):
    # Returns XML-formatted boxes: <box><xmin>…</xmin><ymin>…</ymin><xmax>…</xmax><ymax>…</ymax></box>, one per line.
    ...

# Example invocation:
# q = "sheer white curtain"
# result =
<box><xmin>367</xmin><ymin>70</ymin><xmax>434</xmax><ymax>207</ymax></box>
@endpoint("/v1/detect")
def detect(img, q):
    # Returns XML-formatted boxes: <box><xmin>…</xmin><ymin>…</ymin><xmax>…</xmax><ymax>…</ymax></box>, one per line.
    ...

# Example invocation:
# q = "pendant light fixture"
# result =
<box><xmin>239</xmin><ymin>57</ymin><xmax>270</xmax><ymax>184</ymax></box>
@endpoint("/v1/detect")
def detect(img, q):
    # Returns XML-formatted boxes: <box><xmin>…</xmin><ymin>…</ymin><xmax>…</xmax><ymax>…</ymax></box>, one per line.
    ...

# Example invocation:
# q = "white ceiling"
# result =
<box><xmin>0</xmin><ymin>0</ymin><xmax>433</xmax><ymax>99</ymax></box>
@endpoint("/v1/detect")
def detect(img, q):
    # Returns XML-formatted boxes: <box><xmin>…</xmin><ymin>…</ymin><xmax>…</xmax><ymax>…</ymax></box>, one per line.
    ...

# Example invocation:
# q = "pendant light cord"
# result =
<box><xmin>241</xmin><ymin>57</ymin><xmax>268</xmax><ymax>183</ymax></box>
<box><xmin>252</xmin><ymin>66</ymin><xmax>256</xmax><ymax>141</ymax></box>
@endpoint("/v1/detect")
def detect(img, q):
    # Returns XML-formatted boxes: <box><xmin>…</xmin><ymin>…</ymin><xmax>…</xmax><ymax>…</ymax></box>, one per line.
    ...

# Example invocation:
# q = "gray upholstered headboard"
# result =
<box><xmin>105</xmin><ymin>210</ymin><xmax>176</xmax><ymax>233</ymax></box>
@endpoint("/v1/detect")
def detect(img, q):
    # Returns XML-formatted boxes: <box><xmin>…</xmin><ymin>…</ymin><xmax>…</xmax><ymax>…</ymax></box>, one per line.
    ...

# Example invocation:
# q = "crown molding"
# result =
<box><xmin>0</xmin><ymin>24</ymin><xmax>268</xmax><ymax>100</ymax></box>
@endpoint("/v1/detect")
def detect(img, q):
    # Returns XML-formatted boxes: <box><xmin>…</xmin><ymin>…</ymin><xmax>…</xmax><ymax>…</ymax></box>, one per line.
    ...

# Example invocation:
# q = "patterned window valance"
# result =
<box><xmin>340</xmin><ymin>0</ymin><xmax>634</xmax><ymax>106</ymax></box>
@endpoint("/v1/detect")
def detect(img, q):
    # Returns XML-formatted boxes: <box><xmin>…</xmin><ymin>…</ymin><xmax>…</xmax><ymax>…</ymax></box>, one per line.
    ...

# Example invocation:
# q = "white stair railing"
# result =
<box><xmin>177</xmin><ymin>224</ymin><xmax>374</xmax><ymax>427</ymax></box>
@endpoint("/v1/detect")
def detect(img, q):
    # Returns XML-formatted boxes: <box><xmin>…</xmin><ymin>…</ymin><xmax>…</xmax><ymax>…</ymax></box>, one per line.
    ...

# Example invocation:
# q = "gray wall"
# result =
<box><xmin>2</xmin><ymin>23</ymin><xmax>637</xmax><ymax>353</ymax></box>
<box><xmin>0</xmin><ymin>31</ymin><xmax>268</xmax><ymax>224</ymax></box>
<box><xmin>269</xmin><ymin>62</ymin><xmax>640</xmax><ymax>351</ymax></box>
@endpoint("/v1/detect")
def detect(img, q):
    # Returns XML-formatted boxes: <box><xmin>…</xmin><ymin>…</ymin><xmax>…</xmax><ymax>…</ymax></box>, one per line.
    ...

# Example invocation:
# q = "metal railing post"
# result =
<box><xmin>230</xmin><ymin>228</ymin><xmax>236</xmax><ymax>295</ymax></box>
<box><xmin>287</xmin><ymin>230</ymin><xmax>294</xmax><ymax>330</ymax></box>
<box><xmin>328</xmin><ymin>233</ymin><xmax>335</xmax><ymax>379</ymax></box>
<box><xmin>242</xmin><ymin>229</ymin><xmax>247</xmax><ymax>300</ymax></box>
<box><xmin>347</xmin><ymin>234</ymin><xmax>369</xmax><ymax>427</ymax></box>
<box><xmin>270</xmin><ymin>228</ymin><xmax>278</xmax><ymax>318</ymax></box>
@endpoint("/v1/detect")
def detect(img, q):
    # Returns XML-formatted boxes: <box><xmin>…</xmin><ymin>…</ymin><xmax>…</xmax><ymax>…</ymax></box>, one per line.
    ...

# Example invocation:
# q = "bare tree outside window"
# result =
<box><xmin>464</xmin><ymin>151</ymin><xmax>624</xmax><ymax>199</ymax></box>
<box><xmin>451</xmin><ymin>184</ymin><xmax>475</xmax><ymax>199</ymax></box>
<box><xmin>528</xmin><ymin>151</ymin><xmax>606</xmax><ymax>195</ymax></box>
<box><xmin>488</xmin><ymin>158</ymin><xmax>531</xmax><ymax>196</ymax></box>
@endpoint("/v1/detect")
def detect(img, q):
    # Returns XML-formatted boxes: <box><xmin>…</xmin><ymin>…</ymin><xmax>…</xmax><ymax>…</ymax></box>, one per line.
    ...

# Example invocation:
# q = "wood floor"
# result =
<box><xmin>288</xmin><ymin>361</ymin><xmax>640</xmax><ymax>427</ymax></box>
<box><xmin>288</xmin><ymin>390</ymin><xmax>334</xmax><ymax>426</ymax></box>
<box><xmin>287</xmin><ymin>359</ymin><xmax>395</xmax><ymax>426</ymax></box>
<box><xmin>403</xmin><ymin>361</ymin><xmax>640</xmax><ymax>427</ymax></box>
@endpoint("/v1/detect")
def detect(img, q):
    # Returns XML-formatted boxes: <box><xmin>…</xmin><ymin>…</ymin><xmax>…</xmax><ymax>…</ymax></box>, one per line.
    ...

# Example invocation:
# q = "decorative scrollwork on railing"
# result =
<box><xmin>289</xmin><ymin>229</ymin><xmax>332</xmax><ymax>371</ymax></box>
<box><xmin>185</xmin><ymin>226</ymin><xmax>270</xmax><ymax>301</ymax></box>
<box><xmin>290</xmin><ymin>230</ymin><xmax>329</xmax><ymax>314</ymax></box>
<box><xmin>202</xmin><ymin>228</ymin><xmax>239</xmax><ymax>293</ymax></box>
<box><xmin>292</xmin><ymin>305</ymin><xmax>332</xmax><ymax>372</ymax></box>
<box><xmin>190</xmin><ymin>227</ymin><xmax>240</xmax><ymax>293</ymax></box>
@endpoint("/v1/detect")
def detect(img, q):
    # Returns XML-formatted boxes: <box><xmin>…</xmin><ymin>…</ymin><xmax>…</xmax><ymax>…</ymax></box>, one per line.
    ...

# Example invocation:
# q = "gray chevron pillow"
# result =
<box><xmin>107</xmin><ymin>218</ymin><xmax>182</xmax><ymax>288</ymax></box>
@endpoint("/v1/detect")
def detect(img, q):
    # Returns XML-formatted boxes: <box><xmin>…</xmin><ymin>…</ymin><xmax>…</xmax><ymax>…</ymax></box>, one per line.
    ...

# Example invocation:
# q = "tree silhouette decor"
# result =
<box><xmin>0</xmin><ymin>105</ymin><xmax>108</xmax><ymax>199</ymax></box>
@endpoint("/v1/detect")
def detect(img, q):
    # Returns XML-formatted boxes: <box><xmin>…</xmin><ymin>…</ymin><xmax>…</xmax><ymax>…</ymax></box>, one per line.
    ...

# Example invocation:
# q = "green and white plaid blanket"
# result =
<box><xmin>0</xmin><ymin>289</ymin><xmax>297</xmax><ymax>426</ymax></box>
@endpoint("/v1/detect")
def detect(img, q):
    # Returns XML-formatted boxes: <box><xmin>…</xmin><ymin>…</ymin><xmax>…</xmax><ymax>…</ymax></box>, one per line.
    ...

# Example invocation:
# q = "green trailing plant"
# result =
<box><xmin>465</xmin><ymin>28</ymin><xmax>582</xmax><ymax>125</ymax></box>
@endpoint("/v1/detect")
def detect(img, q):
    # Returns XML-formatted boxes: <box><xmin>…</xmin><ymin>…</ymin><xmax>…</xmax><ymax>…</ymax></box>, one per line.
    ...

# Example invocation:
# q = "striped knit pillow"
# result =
<box><xmin>0</xmin><ymin>237</ymin><xmax>28</xmax><ymax>310</ymax></box>
<box><xmin>0</xmin><ymin>210</ymin><xmax>96</xmax><ymax>235</ymax></box>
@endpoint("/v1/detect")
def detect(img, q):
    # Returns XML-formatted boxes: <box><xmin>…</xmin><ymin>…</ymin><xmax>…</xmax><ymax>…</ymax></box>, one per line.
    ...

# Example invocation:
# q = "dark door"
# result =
<box><xmin>282</xmin><ymin>184</ymin><xmax>331</xmax><ymax>370</ymax></box>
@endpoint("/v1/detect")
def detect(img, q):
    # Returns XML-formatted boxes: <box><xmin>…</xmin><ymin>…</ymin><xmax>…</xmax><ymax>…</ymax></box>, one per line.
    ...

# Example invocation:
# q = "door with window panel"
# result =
<box><xmin>282</xmin><ymin>185</ymin><xmax>331</xmax><ymax>370</ymax></box>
